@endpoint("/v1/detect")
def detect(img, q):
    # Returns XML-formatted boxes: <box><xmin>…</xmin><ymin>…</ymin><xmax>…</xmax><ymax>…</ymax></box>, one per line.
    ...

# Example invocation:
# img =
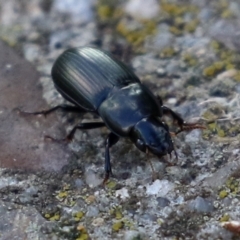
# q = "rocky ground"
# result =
<box><xmin>1</xmin><ymin>0</ymin><xmax>240</xmax><ymax>239</ymax></box>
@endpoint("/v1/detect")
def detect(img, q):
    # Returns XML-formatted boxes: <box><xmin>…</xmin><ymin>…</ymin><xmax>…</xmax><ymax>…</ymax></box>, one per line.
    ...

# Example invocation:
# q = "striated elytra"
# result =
<box><xmin>25</xmin><ymin>47</ymin><xmax>204</xmax><ymax>183</ymax></box>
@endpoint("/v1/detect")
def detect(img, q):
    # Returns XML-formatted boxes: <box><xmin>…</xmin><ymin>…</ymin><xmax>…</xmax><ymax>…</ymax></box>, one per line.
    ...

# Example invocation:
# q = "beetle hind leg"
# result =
<box><xmin>66</xmin><ymin>122</ymin><xmax>106</xmax><ymax>141</ymax></box>
<box><xmin>17</xmin><ymin>104</ymin><xmax>86</xmax><ymax>117</ymax></box>
<box><xmin>45</xmin><ymin>122</ymin><xmax>106</xmax><ymax>143</ymax></box>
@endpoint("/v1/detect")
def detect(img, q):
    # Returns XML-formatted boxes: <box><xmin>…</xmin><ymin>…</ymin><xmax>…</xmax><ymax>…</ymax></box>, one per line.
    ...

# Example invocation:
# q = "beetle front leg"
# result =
<box><xmin>103</xmin><ymin>132</ymin><xmax>120</xmax><ymax>184</ymax></box>
<box><xmin>161</xmin><ymin>105</ymin><xmax>205</xmax><ymax>134</ymax></box>
<box><xmin>18</xmin><ymin>104</ymin><xmax>86</xmax><ymax>117</ymax></box>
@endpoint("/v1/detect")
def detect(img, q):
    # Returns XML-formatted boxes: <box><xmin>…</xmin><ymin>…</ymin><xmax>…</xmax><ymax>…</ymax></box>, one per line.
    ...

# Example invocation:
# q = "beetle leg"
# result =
<box><xmin>44</xmin><ymin>122</ymin><xmax>106</xmax><ymax>142</ymax></box>
<box><xmin>161</xmin><ymin>105</ymin><xmax>184</xmax><ymax>126</ymax></box>
<box><xmin>103</xmin><ymin>133</ymin><xmax>120</xmax><ymax>184</ymax></box>
<box><xmin>146</xmin><ymin>148</ymin><xmax>157</xmax><ymax>182</ymax></box>
<box><xmin>161</xmin><ymin>105</ymin><xmax>205</xmax><ymax>134</ymax></box>
<box><xmin>66</xmin><ymin>122</ymin><xmax>106</xmax><ymax>141</ymax></box>
<box><xmin>18</xmin><ymin>104</ymin><xmax>86</xmax><ymax>117</ymax></box>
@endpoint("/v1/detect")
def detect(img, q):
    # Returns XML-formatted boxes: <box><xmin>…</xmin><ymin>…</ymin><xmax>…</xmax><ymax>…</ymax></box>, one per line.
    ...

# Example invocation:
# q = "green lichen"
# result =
<box><xmin>57</xmin><ymin>191</ymin><xmax>68</xmax><ymax>199</ymax></box>
<box><xmin>116</xmin><ymin>20</ymin><xmax>157</xmax><ymax>49</ymax></box>
<box><xmin>226</xmin><ymin>178</ymin><xmax>239</xmax><ymax>193</ymax></box>
<box><xmin>221</xmin><ymin>9</ymin><xmax>234</xmax><ymax>19</ymax></box>
<box><xmin>219</xmin><ymin>177</ymin><xmax>240</xmax><ymax>200</ymax></box>
<box><xmin>219</xmin><ymin>214</ymin><xmax>230</xmax><ymax>222</ymax></box>
<box><xmin>76</xmin><ymin>225</ymin><xmax>89</xmax><ymax>240</ymax></box>
<box><xmin>76</xmin><ymin>234</ymin><xmax>89</xmax><ymax>240</ymax></box>
<box><xmin>110</xmin><ymin>206</ymin><xmax>123</xmax><ymax>220</ymax></box>
<box><xmin>217</xmin><ymin>127</ymin><xmax>225</xmax><ymax>137</ymax></box>
<box><xmin>160</xmin><ymin>47</ymin><xmax>177</xmax><ymax>58</ymax></box>
<box><xmin>182</xmin><ymin>53</ymin><xmax>198</xmax><ymax>66</ymax></box>
<box><xmin>96</xmin><ymin>0</ymin><xmax>122</xmax><ymax>23</ymax></box>
<box><xmin>233</xmin><ymin>70</ymin><xmax>240</xmax><ymax>82</ymax></box>
<box><xmin>229</xmin><ymin>125</ymin><xmax>240</xmax><ymax>136</ymax></box>
<box><xmin>169</xmin><ymin>26</ymin><xmax>182</xmax><ymax>36</ymax></box>
<box><xmin>210</xmin><ymin>41</ymin><xmax>240</xmax><ymax>76</ymax></box>
<box><xmin>112</xmin><ymin>221</ymin><xmax>124</xmax><ymax>232</ymax></box>
<box><xmin>44</xmin><ymin>211</ymin><xmax>61</xmax><ymax>221</ymax></box>
<box><xmin>73</xmin><ymin>211</ymin><xmax>85</xmax><ymax>222</ymax></box>
<box><xmin>106</xmin><ymin>180</ymin><xmax>117</xmax><ymax>189</ymax></box>
<box><xmin>219</xmin><ymin>190</ymin><xmax>228</xmax><ymax>199</ymax></box>
<box><xmin>44</xmin><ymin>213</ymin><xmax>51</xmax><ymax>219</ymax></box>
<box><xmin>202</xmin><ymin>111</ymin><xmax>217</xmax><ymax>121</ymax></box>
<box><xmin>203</xmin><ymin>66</ymin><xmax>217</xmax><ymax>77</ymax></box>
<box><xmin>160</xmin><ymin>2</ymin><xmax>199</xmax><ymax>35</ymax></box>
<box><xmin>115</xmin><ymin>209</ymin><xmax>123</xmax><ymax>220</ymax></box>
<box><xmin>161</xmin><ymin>2</ymin><xmax>198</xmax><ymax>17</ymax></box>
<box><xmin>122</xmin><ymin>218</ymin><xmax>134</xmax><ymax>229</ymax></box>
<box><xmin>49</xmin><ymin>213</ymin><xmax>60</xmax><ymax>221</ymax></box>
<box><xmin>184</xmin><ymin>19</ymin><xmax>199</xmax><ymax>33</ymax></box>
<box><xmin>203</xmin><ymin>61</ymin><xmax>225</xmax><ymax>77</ymax></box>
<box><xmin>0</xmin><ymin>25</ymin><xmax>23</xmax><ymax>47</ymax></box>
<box><xmin>211</xmin><ymin>40</ymin><xmax>222</xmax><ymax>51</ymax></box>
<box><xmin>97</xmin><ymin>5</ymin><xmax>114</xmax><ymax>20</ymax></box>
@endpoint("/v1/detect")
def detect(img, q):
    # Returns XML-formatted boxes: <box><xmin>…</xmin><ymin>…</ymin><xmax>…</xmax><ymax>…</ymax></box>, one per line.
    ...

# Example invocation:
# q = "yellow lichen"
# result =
<box><xmin>97</xmin><ymin>5</ymin><xmax>113</xmax><ymax>20</ymax></box>
<box><xmin>203</xmin><ymin>61</ymin><xmax>225</xmax><ymax>77</ymax></box>
<box><xmin>116</xmin><ymin>20</ymin><xmax>157</xmax><ymax>49</ymax></box>
<box><xmin>160</xmin><ymin>47</ymin><xmax>177</xmax><ymax>58</ymax></box>
<box><xmin>112</xmin><ymin>221</ymin><xmax>124</xmax><ymax>231</ymax></box>
<box><xmin>219</xmin><ymin>190</ymin><xmax>228</xmax><ymax>199</ymax></box>
<box><xmin>110</xmin><ymin>206</ymin><xmax>123</xmax><ymax>219</ymax></box>
<box><xmin>49</xmin><ymin>213</ymin><xmax>60</xmax><ymax>221</ymax></box>
<box><xmin>106</xmin><ymin>180</ymin><xmax>117</xmax><ymax>189</ymax></box>
<box><xmin>57</xmin><ymin>191</ymin><xmax>68</xmax><ymax>199</ymax></box>
<box><xmin>76</xmin><ymin>225</ymin><xmax>89</xmax><ymax>240</ymax></box>
<box><xmin>182</xmin><ymin>53</ymin><xmax>198</xmax><ymax>66</ymax></box>
<box><xmin>219</xmin><ymin>214</ymin><xmax>230</xmax><ymax>222</ymax></box>
<box><xmin>169</xmin><ymin>26</ymin><xmax>182</xmax><ymax>36</ymax></box>
<box><xmin>233</xmin><ymin>70</ymin><xmax>240</xmax><ymax>82</ymax></box>
<box><xmin>161</xmin><ymin>3</ymin><xmax>187</xmax><ymax>16</ymax></box>
<box><xmin>221</xmin><ymin>9</ymin><xmax>234</xmax><ymax>18</ymax></box>
<box><xmin>184</xmin><ymin>19</ymin><xmax>199</xmax><ymax>33</ymax></box>
<box><xmin>211</xmin><ymin>40</ymin><xmax>221</xmax><ymax>51</ymax></box>
<box><xmin>115</xmin><ymin>209</ymin><xmax>123</xmax><ymax>220</ymax></box>
<box><xmin>217</xmin><ymin>127</ymin><xmax>225</xmax><ymax>137</ymax></box>
<box><xmin>73</xmin><ymin>211</ymin><xmax>85</xmax><ymax>221</ymax></box>
<box><xmin>202</xmin><ymin>111</ymin><xmax>217</xmax><ymax>121</ymax></box>
<box><xmin>44</xmin><ymin>213</ymin><xmax>51</xmax><ymax>219</ymax></box>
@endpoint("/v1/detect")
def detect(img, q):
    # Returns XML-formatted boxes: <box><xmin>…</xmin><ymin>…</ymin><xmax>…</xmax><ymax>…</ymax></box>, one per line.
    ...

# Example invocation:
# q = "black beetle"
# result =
<box><xmin>24</xmin><ymin>47</ymin><xmax>204</xmax><ymax>182</ymax></box>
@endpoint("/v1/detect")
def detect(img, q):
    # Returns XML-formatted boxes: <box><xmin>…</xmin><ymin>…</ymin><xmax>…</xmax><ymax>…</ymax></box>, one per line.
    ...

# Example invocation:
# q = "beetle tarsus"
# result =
<box><xmin>102</xmin><ymin>172</ymin><xmax>110</xmax><ymax>185</ymax></box>
<box><xmin>44</xmin><ymin>135</ymin><xmax>68</xmax><ymax>143</ymax></box>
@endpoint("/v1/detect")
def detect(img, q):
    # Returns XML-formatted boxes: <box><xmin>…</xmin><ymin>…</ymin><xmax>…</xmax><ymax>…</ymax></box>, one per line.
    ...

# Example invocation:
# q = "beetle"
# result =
<box><xmin>23</xmin><ymin>47</ymin><xmax>204</xmax><ymax>183</ymax></box>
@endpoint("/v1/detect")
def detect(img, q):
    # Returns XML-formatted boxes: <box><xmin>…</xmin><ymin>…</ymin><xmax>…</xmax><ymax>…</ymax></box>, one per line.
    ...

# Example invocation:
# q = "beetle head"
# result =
<box><xmin>130</xmin><ymin>117</ymin><xmax>174</xmax><ymax>157</ymax></box>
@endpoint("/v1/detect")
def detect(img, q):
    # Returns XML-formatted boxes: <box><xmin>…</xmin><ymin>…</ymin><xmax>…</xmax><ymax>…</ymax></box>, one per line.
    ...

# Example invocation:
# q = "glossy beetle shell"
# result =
<box><xmin>52</xmin><ymin>47</ymin><xmax>162</xmax><ymax>137</ymax></box>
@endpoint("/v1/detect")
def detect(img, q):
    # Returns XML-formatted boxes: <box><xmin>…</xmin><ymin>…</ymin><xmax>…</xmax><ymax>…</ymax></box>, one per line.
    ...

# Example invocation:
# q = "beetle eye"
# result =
<box><xmin>136</xmin><ymin>139</ymin><xmax>146</xmax><ymax>151</ymax></box>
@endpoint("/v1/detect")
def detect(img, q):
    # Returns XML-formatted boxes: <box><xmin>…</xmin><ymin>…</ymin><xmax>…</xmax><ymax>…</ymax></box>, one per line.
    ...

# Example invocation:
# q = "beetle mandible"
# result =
<box><xmin>24</xmin><ymin>47</ymin><xmax>204</xmax><ymax>183</ymax></box>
